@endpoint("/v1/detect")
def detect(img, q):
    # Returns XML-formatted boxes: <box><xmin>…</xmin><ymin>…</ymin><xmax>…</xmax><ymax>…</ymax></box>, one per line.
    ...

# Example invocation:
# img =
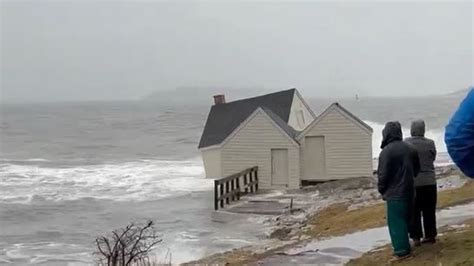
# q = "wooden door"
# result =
<box><xmin>304</xmin><ymin>136</ymin><xmax>326</xmax><ymax>180</ymax></box>
<box><xmin>271</xmin><ymin>149</ymin><xmax>289</xmax><ymax>186</ymax></box>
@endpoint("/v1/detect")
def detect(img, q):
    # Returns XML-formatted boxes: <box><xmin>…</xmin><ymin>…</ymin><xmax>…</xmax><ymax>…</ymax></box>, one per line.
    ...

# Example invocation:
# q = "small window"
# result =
<box><xmin>297</xmin><ymin>110</ymin><xmax>305</xmax><ymax>128</ymax></box>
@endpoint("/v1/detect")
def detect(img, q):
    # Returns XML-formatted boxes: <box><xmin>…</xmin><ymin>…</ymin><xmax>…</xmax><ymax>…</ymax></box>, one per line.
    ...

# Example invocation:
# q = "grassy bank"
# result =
<box><xmin>182</xmin><ymin>242</ymin><xmax>294</xmax><ymax>266</ymax></box>
<box><xmin>187</xmin><ymin>180</ymin><xmax>474</xmax><ymax>265</ymax></box>
<box><xmin>302</xmin><ymin>180</ymin><xmax>474</xmax><ymax>239</ymax></box>
<box><xmin>347</xmin><ymin>219</ymin><xmax>474</xmax><ymax>266</ymax></box>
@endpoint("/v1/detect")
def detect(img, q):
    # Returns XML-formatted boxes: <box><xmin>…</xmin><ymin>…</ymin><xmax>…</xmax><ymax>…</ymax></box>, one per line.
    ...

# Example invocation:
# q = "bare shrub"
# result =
<box><xmin>95</xmin><ymin>220</ymin><xmax>162</xmax><ymax>266</ymax></box>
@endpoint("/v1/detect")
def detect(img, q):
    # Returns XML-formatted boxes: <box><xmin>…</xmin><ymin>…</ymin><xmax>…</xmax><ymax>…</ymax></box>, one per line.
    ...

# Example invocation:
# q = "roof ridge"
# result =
<box><xmin>297</xmin><ymin>102</ymin><xmax>372</xmax><ymax>140</ymax></box>
<box><xmin>221</xmin><ymin>88</ymin><xmax>296</xmax><ymax>105</ymax></box>
<box><xmin>260</xmin><ymin>107</ymin><xmax>298</xmax><ymax>139</ymax></box>
<box><xmin>331</xmin><ymin>102</ymin><xmax>372</xmax><ymax>132</ymax></box>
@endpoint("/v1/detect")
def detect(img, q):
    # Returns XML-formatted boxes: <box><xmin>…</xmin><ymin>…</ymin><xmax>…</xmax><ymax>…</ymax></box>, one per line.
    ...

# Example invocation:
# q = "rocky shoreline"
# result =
<box><xmin>185</xmin><ymin>164</ymin><xmax>470</xmax><ymax>265</ymax></box>
<box><xmin>267</xmin><ymin>165</ymin><xmax>466</xmax><ymax>241</ymax></box>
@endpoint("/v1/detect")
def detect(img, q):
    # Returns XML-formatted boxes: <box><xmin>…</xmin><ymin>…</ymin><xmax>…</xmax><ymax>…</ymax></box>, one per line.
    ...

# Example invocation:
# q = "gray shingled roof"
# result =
<box><xmin>198</xmin><ymin>89</ymin><xmax>296</xmax><ymax>149</ymax></box>
<box><xmin>261</xmin><ymin>107</ymin><xmax>299</xmax><ymax>140</ymax></box>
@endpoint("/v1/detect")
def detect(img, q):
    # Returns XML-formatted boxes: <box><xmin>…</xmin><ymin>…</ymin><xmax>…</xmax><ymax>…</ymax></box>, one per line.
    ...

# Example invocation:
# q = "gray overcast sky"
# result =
<box><xmin>1</xmin><ymin>1</ymin><xmax>473</xmax><ymax>103</ymax></box>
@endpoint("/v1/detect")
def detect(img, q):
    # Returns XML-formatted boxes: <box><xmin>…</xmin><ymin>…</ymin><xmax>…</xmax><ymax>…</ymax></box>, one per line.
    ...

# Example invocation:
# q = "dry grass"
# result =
<box><xmin>182</xmin><ymin>242</ymin><xmax>296</xmax><ymax>265</ymax></box>
<box><xmin>347</xmin><ymin>219</ymin><xmax>474</xmax><ymax>266</ymax></box>
<box><xmin>438</xmin><ymin>180</ymin><xmax>474</xmax><ymax>208</ymax></box>
<box><xmin>182</xmin><ymin>249</ymin><xmax>254</xmax><ymax>265</ymax></box>
<box><xmin>303</xmin><ymin>203</ymin><xmax>386</xmax><ymax>238</ymax></box>
<box><xmin>302</xmin><ymin>180</ymin><xmax>474</xmax><ymax>239</ymax></box>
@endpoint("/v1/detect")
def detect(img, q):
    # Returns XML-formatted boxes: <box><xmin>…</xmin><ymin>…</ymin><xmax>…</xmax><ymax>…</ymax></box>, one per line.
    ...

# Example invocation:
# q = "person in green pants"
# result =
<box><xmin>378</xmin><ymin>121</ymin><xmax>420</xmax><ymax>260</ymax></box>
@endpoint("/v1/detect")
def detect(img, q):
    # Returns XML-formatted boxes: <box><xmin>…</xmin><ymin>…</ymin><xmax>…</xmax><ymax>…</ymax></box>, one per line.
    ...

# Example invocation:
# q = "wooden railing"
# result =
<box><xmin>214</xmin><ymin>166</ymin><xmax>258</xmax><ymax>210</ymax></box>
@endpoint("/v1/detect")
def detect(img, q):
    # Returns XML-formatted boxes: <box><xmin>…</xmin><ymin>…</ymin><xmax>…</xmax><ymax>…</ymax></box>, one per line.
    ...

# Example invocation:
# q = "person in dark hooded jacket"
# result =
<box><xmin>405</xmin><ymin>120</ymin><xmax>437</xmax><ymax>245</ymax></box>
<box><xmin>378</xmin><ymin>121</ymin><xmax>420</xmax><ymax>260</ymax></box>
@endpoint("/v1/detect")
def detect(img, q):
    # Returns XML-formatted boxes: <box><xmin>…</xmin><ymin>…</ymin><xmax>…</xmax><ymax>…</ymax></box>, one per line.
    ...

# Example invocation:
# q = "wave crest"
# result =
<box><xmin>0</xmin><ymin>159</ymin><xmax>211</xmax><ymax>204</ymax></box>
<box><xmin>365</xmin><ymin>120</ymin><xmax>447</xmax><ymax>155</ymax></box>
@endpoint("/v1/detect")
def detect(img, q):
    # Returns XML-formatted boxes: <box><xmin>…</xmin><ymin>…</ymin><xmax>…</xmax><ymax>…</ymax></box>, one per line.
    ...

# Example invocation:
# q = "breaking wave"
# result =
<box><xmin>0</xmin><ymin>158</ymin><xmax>211</xmax><ymax>204</ymax></box>
<box><xmin>365</xmin><ymin>121</ymin><xmax>451</xmax><ymax>167</ymax></box>
<box><xmin>1</xmin><ymin>242</ymin><xmax>92</xmax><ymax>264</ymax></box>
<box><xmin>365</xmin><ymin>120</ymin><xmax>447</xmax><ymax>153</ymax></box>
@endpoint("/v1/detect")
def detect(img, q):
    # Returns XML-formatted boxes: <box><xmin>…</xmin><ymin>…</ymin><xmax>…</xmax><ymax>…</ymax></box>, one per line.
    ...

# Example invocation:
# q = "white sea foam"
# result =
<box><xmin>0</xmin><ymin>158</ymin><xmax>51</xmax><ymax>162</ymax></box>
<box><xmin>365</xmin><ymin>121</ymin><xmax>450</xmax><ymax>166</ymax></box>
<box><xmin>0</xmin><ymin>158</ymin><xmax>211</xmax><ymax>203</ymax></box>
<box><xmin>4</xmin><ymin>242</ymin><xmax>93</xmax><ymax>264</ymax></box>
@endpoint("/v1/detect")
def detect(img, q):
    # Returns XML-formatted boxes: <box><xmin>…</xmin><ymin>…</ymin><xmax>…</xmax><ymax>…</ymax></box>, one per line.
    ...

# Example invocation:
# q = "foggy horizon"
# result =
<box><xmin>0</xmin><ymin>86</ymin><xmax>469</xmax><ymax>106</ymax></box>
<box><xmin>1</xmin><ymin>1</ymin><xmax>473</xmax><ymax>103</ymax></box>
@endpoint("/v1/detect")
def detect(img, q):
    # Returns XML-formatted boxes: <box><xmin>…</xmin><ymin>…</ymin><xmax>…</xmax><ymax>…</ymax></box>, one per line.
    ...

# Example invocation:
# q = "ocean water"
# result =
<box><xmin>0</xmin><ymin>95</ymin><xmax>463</xmax><ymax>264</ymax></box>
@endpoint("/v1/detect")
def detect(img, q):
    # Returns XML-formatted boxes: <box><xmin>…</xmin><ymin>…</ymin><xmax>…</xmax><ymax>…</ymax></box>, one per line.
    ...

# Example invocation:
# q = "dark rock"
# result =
<box><xmin>270</xmin><ymin>227</ymin><xmax>292</xmax><ymax>240</ymax></box>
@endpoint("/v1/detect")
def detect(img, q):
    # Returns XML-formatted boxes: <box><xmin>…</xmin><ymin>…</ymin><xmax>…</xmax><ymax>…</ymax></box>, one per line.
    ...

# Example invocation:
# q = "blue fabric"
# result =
<box><xmin>445</xmin><ymin>88</ymin><xmax>474</xmax><ymax>178</ymax></box>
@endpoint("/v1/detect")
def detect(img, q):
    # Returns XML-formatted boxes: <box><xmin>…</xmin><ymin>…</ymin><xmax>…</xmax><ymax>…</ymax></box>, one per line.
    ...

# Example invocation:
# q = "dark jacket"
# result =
<box><xmin>445</xmin><ymin>88</ymin><xmax>474</xmax><ymax>178</ymax></box>
<box><xmin>378</xmin><ymin>121</ymin><xmax>420</xmax><ymax>200</ymax></box>
<box><xmin>405</xmin><ymin>120</ymin><xmax>437</xmax><ymax>187</ymax></box>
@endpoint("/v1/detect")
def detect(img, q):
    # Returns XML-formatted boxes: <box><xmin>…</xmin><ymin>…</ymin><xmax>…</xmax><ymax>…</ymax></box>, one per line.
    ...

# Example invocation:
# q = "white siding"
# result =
<box><xmin>288</xmin><ymin>93</ymin><xmax>314</xmax><ymax>131</ymax></box>
<box><xmin>201</xmin><ymin>148</ymin><xmax>222</xmax><ymax>178</ymax></box>
<box><xmin>221</xmin><ymin>111</ymin><xmax>300</xmax><ymax>189</ymax></box>
<box><xmin>300</xmin><ymin>107</ymin><xmax>372</xmax><ymax>180</ymax></box>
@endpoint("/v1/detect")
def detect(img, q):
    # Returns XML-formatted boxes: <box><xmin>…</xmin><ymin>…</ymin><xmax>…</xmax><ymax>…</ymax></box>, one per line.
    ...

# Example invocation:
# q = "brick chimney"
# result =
<box><xmin>213</xmin><ymin>94</ymin><xmax>226</xmax><ymax>105</ymax></box>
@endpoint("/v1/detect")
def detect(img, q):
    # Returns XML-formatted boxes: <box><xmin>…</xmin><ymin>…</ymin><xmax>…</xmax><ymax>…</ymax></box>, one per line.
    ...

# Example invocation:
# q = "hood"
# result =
<box><xmin>381</xmin><ymin>121</ymin><xmax>403</xmax><ymax>149</ymax></box>
<box><xmin>411</xmin><ymin>120</ymin><xmax>425</xmax><ymax>137</ymax></box>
